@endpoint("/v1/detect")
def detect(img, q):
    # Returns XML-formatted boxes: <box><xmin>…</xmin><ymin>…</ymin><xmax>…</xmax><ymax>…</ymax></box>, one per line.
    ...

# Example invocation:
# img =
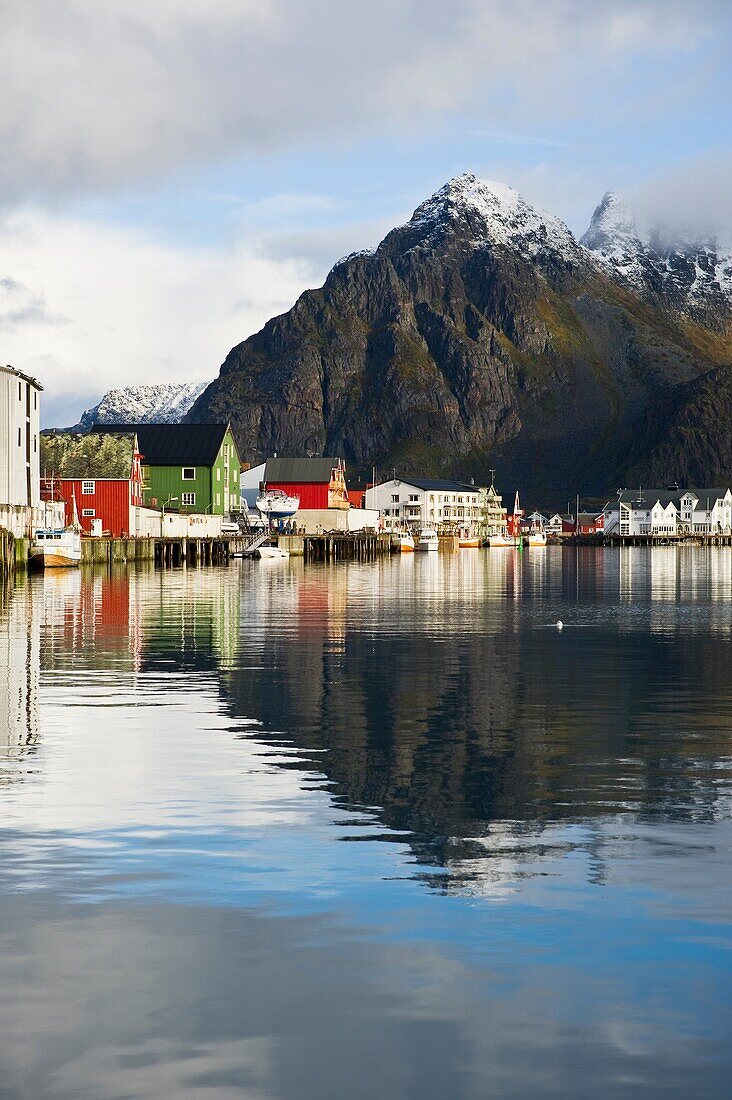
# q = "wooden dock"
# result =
<box><xmin>276</xmin><ymin>531</ymin><xmax>390</xmax><ymax>561</ymax></box>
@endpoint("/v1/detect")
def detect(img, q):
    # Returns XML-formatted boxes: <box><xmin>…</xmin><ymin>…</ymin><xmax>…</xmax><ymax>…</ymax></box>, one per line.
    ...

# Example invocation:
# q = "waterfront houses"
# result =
<box><xmin>93</xmin><ymin>423</ymin><xmax>242</xmax><ymax>515</ymax></box>
<box><xmin>604</xmin><ymin>488</ymin><xmax>732</xmax><ymax>538</ymax></box>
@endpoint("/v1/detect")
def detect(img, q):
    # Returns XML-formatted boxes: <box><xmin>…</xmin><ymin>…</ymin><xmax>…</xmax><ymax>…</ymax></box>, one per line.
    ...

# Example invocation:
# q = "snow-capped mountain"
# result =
<box><xmin>192</xmin><ymin>171</ymin><xmax>732</xmax><ymax>496</ymax></box>
<box><xmin>581</xmin><ymin>191</ymin><xmax>732</xmax><ymax>324</ymax></box>
<box><xmin>68</xmin><ymin>381</ymin><xmax>209</xmax><ymax>431</ymax></box>
<box><xmin>404</xmin><ymin>172</ymin><xmax>583</xmax><ymax>264</ymax></box>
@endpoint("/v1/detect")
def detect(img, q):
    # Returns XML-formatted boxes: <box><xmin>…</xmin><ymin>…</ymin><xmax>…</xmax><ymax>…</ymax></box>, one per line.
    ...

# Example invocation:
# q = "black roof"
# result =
<box><xmin>396</xmin><ymin>477</ymin><xmax>479</xmax><ymax>493</ymax></box>
<box><xmin>91</xmin><ymin>423</ymin><xmax>233</xmax><ymax>466</ymax></box>
<box><xmin>266</xmin><ymin>456</ymin><xmax>344</xmax><ymax>483</ymax></box>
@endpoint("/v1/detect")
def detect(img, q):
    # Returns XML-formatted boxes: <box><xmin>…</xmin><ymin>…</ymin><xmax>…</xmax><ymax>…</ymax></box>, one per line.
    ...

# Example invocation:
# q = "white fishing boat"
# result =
<box><xmin>29</xmin><ymin>526</ymin><xmax>82</xmax><ymax>568</ymax></box>
<box><xmin>29</xmin><ymin>484</ymin><xmax>82</xmax><ymax>569</ymax></box>
<box><xmin>390</xmin><ymin>528</ymin><xmax>415</xmax><ymax>553</ymax></box>
<box><xmin>458</xmin><ymin>528</ymin><xmax>481</xmax><ymax>548</ymax></box>
<box><xmin>525</xmin><ymin>525</ymin><xmax>547</xmax><ymax>547</ymax></box>
<box><xmin>488</xmin><ymin>531</ymin><xmax>514</xmax><ymax>547</ymax></box>
<box><xmin>256</xmin><ymin>489</ymin><xmax>300</xmax><ymax>520</ymax></box>
<box><xmin>417</xmin><ymin>528</ymin><xmax>439</xmax><ymax>552</ymax></box>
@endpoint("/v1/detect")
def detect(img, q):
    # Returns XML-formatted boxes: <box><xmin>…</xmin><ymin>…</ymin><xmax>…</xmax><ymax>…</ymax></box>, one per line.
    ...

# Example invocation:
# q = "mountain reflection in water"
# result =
<box><xmin>0</xmin><ymin>548</ymin><xmax>731</xmax><ymax>1099</ymax></box>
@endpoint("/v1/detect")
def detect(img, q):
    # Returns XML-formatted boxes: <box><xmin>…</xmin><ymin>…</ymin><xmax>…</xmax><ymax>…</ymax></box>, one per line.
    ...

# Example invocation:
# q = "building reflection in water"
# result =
<box><xmin>0</xmin><ymin>578</ymin><xmax>40</xmax><ymax>785</ymax></box>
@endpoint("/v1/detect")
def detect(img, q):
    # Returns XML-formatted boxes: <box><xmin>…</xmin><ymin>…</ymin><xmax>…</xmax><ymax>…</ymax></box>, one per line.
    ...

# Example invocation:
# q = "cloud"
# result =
<box><xmin>0</xmin><ymin>275</ymin><xmax>67</xmax><ymax>329</ymax></box>
<box><xmin>628</xmin><ymin>152</ymin><xmax>732</xmax><ymax>243</ymax></box>
<box><xmin>0</xmin><ymin>0</ymin><xmax>721</xmax><ymax>202</ymax></box>
<box><xmin>0</xmin><ymin>206</ymin><xmax>315</xmax><ymax>426</ymax></box>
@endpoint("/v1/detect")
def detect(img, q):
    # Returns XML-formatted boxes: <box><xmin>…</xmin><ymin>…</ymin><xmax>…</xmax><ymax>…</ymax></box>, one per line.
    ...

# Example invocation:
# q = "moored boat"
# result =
<box><xmin>417</xmin><ymin>528</ymin><xmax>439</xmax><ymax>552</ymax></box>
<box><xmin>393</xmin><ymin>530</ymin><xmax>415</xmax><ymax>553</ymax></box>
<box><xmin>526</xmin><ymin>526</ymin><xmax>547</xmax><ymax>547</ymax></box>
<box><xmin>458</xmin><ymin>528</ymin><xmax>480</xmax><ymax>548</ymax></box>
<box><xmin>29</xmin><ymin>526</ymin><xmax>82</xmax><ymax>568</ymax></box>
<box><xmin>256</xmin><ymin>489</ymin><xmax>300</xmax><ymax>521</ymax></box>
<box><xmin>488</xmin><ymin>531</ymin><xmax>514</xmax><ymax>547</ymax></box>
<box><xmin>256</xmin><ymin>545</ymin><xmax>290</xmax><ymax>559</ymax></box>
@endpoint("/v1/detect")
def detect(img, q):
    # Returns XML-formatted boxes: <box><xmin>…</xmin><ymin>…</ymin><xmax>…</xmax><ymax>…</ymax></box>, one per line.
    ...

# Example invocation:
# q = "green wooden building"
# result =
<box><xmin>92</xmin><ymin>423</ymin><xmax>241</xmax><ymax>514</ymax></box>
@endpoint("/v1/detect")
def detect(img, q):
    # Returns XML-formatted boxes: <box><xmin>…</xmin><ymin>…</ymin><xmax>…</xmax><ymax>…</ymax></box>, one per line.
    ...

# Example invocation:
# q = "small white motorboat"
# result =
<box><xmin>417</xmin><ymin>528</ymin><xmax>439</xmax><ymax>552</ymax></box>
<box><xmin>256</xmin><ymin>545</ymin><xmax>290</xmax><ymax>560</ymax></box>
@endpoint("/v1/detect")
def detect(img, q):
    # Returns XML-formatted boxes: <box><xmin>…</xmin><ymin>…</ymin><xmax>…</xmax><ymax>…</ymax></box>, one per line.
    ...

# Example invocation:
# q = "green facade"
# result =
<box><xmin>142</xmin><ymin>427</ymin><xmax>241</xmax><ymax>515</ymax></box>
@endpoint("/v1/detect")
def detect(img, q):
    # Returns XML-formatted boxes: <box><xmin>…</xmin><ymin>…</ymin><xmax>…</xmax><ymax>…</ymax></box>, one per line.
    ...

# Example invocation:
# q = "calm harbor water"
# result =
<box><xmin>1</xmin><ymin>548</ymin><xmax>731</xmax><ymax>1099</ymax></box>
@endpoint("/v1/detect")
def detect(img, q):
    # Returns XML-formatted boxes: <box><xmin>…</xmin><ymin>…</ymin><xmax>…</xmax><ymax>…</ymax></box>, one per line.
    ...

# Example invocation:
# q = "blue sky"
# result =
<box><xmin>0</xmin><ymin>0</ymin><xmax>730</xmax><ymax>425</ymax></box>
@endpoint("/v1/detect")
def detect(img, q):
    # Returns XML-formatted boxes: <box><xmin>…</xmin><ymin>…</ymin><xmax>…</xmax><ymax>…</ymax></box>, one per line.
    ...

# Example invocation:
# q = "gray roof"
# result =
<box><xmin>265</xmin><ymin>456</ymin><xmax>344</xmax><ymax>483</ymax></box>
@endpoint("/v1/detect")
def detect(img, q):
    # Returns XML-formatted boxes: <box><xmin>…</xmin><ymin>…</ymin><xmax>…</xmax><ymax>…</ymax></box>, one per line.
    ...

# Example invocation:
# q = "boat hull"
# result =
<box><xmin>28</xmin><ymin>549</ymin><xmax>81</xmax><ymax>569</ymax></box>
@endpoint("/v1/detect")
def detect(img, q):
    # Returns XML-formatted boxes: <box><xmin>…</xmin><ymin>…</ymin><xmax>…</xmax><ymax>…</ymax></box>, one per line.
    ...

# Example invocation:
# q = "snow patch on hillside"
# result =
<box><xmin>68</xmin><ymin>381</ymin><xmax>209</xmax><ymax>431</ymax></box>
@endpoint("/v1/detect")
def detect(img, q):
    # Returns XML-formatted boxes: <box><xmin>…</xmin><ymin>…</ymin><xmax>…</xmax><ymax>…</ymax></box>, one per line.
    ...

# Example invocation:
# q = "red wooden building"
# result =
<box><xmin>40</xmin><ymin>431</ymin><xmax>144</xmax><ymax>537</ymax></box>
<box><xmin>576</xmin><ymin>511</ymin><xmax>605</xmax><ymax>536</ymax></box>
<box><xmin>264</xmin><ymin>456</ymin><xmax>350</xmax><ymax>510</ymax></box>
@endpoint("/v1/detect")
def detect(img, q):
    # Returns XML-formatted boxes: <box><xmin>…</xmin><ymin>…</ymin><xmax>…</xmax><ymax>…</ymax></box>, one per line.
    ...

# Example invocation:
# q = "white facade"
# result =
<box><xmin>0</xmin><ymin>365</ymin><xmax>43</xmax><ymax>536</ymax></box>
<box><xmin>364</xmin><ymin>478</ymin><xmax>482</xmax><ymax>529</ymax></box>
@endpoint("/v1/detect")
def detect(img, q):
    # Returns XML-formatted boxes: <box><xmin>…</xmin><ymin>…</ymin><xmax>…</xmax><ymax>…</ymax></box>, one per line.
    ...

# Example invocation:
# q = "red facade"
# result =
<box><xmin>267</xmin><ymin>481</ymin><xmax>330</xmax><ymax>509</ymax></box>
<box><xmin>55</xmin><ymin>479</ymin><xmax>135</xmax><ymax>537</ymax></box>
<box><xmin>577</xmin><ymin>515</ymin><xmax>605</xmax><ymax>535</ymax></box>
<box><xmin>42</xmin><ymin>474</ymin><xmax>143</xmax><ymax>537</ymax></box>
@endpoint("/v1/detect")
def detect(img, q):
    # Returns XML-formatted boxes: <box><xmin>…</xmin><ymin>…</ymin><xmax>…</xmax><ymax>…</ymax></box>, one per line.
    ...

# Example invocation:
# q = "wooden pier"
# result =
<box><xmin>276</xmin><ymin>531</ymin><xmax>390</xmax><ymax>562</ymax></box>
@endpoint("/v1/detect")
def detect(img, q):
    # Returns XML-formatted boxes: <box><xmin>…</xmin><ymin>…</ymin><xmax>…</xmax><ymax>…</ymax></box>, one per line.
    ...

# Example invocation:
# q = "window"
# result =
<box><xmin>215</xmin><ymin>493</ymin><xmax>221</xmax><ymax>506</ymax></box>
<box><xmin>34</xmin><ymin>392</ymin><xmax>37</xmax><ymax>409</ymax></box>
<box><xmin>216</xmin><ymin>468</ymin><xmax>221</xmax><ymax>481</ymax></box>
<box><xmin>182</xmin><ymin>492</ymin><xmax>196</xmax><ymax>506</ymax></box>
<box><xmin>17</xmin><ymin>427</ymin><xmax>21</xmax><ymax>446</ymax></box>
<box><xmin>182</xmin><ymin>467</ymin><xmax>196</xmax><ymax>480</ymax></box>
<box><xmin>409</xmin><ymin>494</ymin><xmax>418</xmax><ymax>501</ymax></box>
<box><xmin>18</xmin><ymin>381</ymin><xmax>22</xmax><ymax>400</ymax></box>
<box><xmin>82</xmin><ymin>481</ymin><xmax>95</xmax><ymax>495</ymax></box>
<box><xmin>391</xmin><ymin>494</ymin><xmax>399</xmax><ymax>502</ymax></box>
<box><xmin>82</xmin><ymin>508</ymin><xmax>95</xmax><ymax>517</ymax></box>
<box><xmin>33</xmin><ymin>435</ymin><xmax>37</xmax><ymax>453</ymax></box>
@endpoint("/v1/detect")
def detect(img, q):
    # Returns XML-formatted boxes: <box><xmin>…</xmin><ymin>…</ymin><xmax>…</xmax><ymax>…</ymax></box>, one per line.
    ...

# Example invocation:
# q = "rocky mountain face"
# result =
<box><xmin>68</xmin><ymin>381</ymin><xmax>208</xmax><ymax>432</ymax></box>
<box><xmin>189</xmin><ymin>174</ymin><xmax>732</xmax><ymax>496</ymax></box>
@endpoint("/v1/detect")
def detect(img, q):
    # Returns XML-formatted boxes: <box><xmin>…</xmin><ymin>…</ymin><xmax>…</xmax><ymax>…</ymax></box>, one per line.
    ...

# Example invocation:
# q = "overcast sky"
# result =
<box><xmin>1</xmin><ymin>0</ymin><xmax>730</xmax><ymax>425</ymax></box>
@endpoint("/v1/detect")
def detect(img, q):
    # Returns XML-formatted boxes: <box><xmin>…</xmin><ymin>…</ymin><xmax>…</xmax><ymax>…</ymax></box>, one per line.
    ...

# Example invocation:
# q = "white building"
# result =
<box><xmin>0</xmin><ymin>364</ymin><xmax>43</xmax><ymax>536</ymax></box>
<box><xmin>604</xmin><ymin>487</ymin><xmax>732</xmax><ymax>537</ymax></box>
<box><xmin>365</xmin><ymin>477</ymin><xmax>482</xmax><ymax>530</ymax></box>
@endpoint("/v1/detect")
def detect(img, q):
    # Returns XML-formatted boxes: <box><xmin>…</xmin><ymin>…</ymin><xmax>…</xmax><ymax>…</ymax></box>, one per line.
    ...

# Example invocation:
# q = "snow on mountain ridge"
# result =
<box><xmin>69</xmin><ymin>381</ymin><xmax>209</xmax><ymax>431</ymax></box>
<box><xmin>581</xmin><ymin>190</ymin><xmax>732</xmax><ymax>309</ymax></box>
<box><xmin>405</xmin><ymin>172</ymin><xmax>581</xmax><ymax>262</ymax></box>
